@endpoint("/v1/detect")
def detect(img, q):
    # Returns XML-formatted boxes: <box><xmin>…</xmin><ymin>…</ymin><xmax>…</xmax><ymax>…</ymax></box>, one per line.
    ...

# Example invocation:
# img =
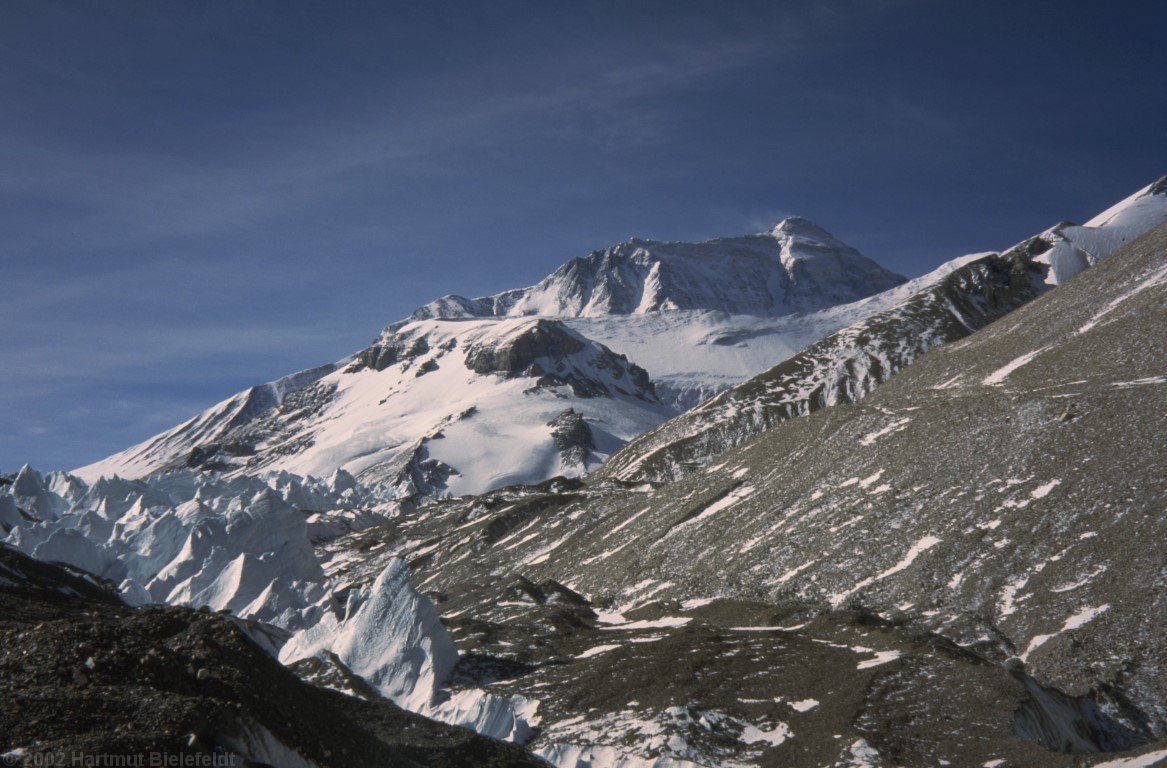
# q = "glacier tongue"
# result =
<box><xmin>279</xmin><ymin>557</ymin><xmax>458</xmax><ymax>710</ymax></box>
<box><xmin>279</xmin><ymin>557</ymin><xmax>542</xmax><ymax>742</ymax></box>
<box><xmin>0</xmin><ymin>466</ymin><xmax>540</xmax><ymax>745</ymax></box>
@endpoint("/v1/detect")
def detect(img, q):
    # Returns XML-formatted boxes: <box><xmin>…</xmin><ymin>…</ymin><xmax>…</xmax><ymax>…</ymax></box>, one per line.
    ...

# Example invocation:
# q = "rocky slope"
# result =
<box><xmin>597</xmin><ymin>176</ymin><xmax>1167</xmax><ymax>483</ymax></box>
<box><xmin>313</xmin><ymin>220</ymin><xmax>1167</xmax><ymax>765</ymax></box>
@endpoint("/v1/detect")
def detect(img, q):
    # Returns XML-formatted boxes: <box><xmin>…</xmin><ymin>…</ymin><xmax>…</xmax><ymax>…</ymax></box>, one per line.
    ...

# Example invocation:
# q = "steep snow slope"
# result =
<box><xmin>597</xmin><ymin>176</ymin><xmax>1167</xmax><ymax>481</ymax></box>
<box><xmin>1036</xmin><ymin>174</ymin><xmax>1167</xmax><ymax>284</ymax></box>
<box><xmin>76</xmin><ymin>318</ymin><xmax>673</xmax><ymax>497</ymax></box>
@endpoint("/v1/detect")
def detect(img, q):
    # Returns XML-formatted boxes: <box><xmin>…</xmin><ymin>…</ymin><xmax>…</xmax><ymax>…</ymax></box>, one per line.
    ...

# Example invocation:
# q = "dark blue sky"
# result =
<box><xmin>2</xmin><ymin>0</ymin><xmax>1165</xmax><ymax>471</ymax></box>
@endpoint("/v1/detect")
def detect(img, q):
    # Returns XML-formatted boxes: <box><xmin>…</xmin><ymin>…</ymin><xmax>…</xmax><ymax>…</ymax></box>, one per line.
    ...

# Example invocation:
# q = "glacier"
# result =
<box><xmin>0</xmin><ymin>464</ymin><xmax>540</xmax><ymax>744</ymax></box>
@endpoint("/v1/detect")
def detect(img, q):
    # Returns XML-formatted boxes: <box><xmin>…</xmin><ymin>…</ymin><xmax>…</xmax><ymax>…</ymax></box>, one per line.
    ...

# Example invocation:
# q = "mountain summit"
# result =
<box><xmin>770</xmin><ymin>214</ymin><xmax>840</xmax><ymax>238</ymax></box>
<box><xmin>75</xmin><ymin>220</ymin><xmax>907</xmax><ymax>491</ymax></box>
<box><xmin>72</xmin><ymin>181</ymin><xmax>1167</xmax><ymax>501</ymax></box>
<box><xmin>403</xmin><ymin>219</ymin><xmax>906</xmax><ymax>323</ymax></box>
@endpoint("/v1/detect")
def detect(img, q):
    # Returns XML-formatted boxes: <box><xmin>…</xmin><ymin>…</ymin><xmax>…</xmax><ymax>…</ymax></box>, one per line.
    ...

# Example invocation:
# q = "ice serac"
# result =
<box><xmin>0</xmin><ymin>469</ymin><xmax>395</xmax><ymax>633</ymax></box>
<box><xmin>0</xmin><ymin>545</ymin><xmax>546</xmax><ymax>767</ymax></box>
<box><xmin>1</xmin><ymin>467</ymin><xmax>542</xmax><ymax>745</ymax></box>
<box><xmin>280</xmin><ymin>558</ymin><xmax>458</xmax><ymax>711</ymax></box>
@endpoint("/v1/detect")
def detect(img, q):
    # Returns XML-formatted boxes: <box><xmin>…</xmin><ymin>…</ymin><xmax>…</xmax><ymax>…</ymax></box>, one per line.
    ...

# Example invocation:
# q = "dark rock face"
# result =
<box><xmin>546</xmin><ymin>409</ymin><xmax>596</xmax><ymax>471</ymax></box>
<box><xmin>0</xmin><ymin>544</ymin><xmax>542</xmax><ymax>768</ymax></box>
<box><xmin>598</xmin><ymin>249</ymin><xmax>1046</xmax><ymax>484</ymax></box>
<box><xmin>352</xmin><ymin>334</ymin><xmax>432</xmax><ymax>373</ymax></box>
<box><xmin>463</xmin><ymin>319</ymin><xmax>659</xmax><ymax>401</ymax></box>
<box><xmin>1013</xmin><ymin>675</ymin><xmax>1147</xmax><ymax>754</ymax></box>
<box><xmin>180</xmin><ymin>381</ymin><xmax>338</xmax><ymax>474</ymax></box>
<box><xmin>465</xmin><ymin>320</ymin><xmax>586</xmax><ymax>375</ymax></box>
<box><xmin>383</xmin><ymin>438</ymin><xmax>458</xmax><ymax>501</ymax></box>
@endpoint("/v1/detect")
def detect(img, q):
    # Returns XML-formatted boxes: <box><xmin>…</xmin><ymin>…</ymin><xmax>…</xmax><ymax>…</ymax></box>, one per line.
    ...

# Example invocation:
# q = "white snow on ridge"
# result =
<box><xmin>577</xmin><ymin>644</ymin><xmax>622</xmax><ymax>659</ymax></box>
<box><xmin>1021</xmin><ymin>604</ymin><xmax>1111</xmax><ymax>662</ymax></box>
<box><xmin>1030</xmin><ymin>480</ymin><xmax>1060</xmax><ymax>499</ymax></box>
<box><xmin>740</xmin><ymin>721</ymin><xmax>793</xmax><ymax>746</ymax></box>
<box><xmin>1034</xmin><ymin>178</ymin><xmax>1167</xmax><ymax>285</ymax></box>
<box><xmin>76</xmin><ymin>317</ymin><xmax>675</xmax><ymax>498</ymax></box>
<box><xmin>859</xmin><ymin>418</ymin><xmax>911</xmax><ymax>446</ymax></box>
<box><xmin>856</xmin><ymin>650</ymin><xmax>902</xmax><ymax>670</ymax></box>
<box><xmin>1077</xmin><ymin>262</ymin><xmax>1167</xmax><ymax>335</ymax></box>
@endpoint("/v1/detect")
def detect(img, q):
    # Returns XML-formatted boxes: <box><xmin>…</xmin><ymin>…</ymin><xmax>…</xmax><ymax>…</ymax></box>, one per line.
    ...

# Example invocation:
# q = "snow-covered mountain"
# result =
<box><xmin>596</xmin><ymin>249</ymin><xmax>1045</xmax><ymax>483</ymax></box>
<box><xmin>10</xmin><ymin>177</ymin><xmax>1167</xmax><ymax>768</ymax></box>
<box><xmin>75</xmin><ymin>219</ymin><xmax>909</xmax><ymax>493</ymax></box>
<box><xmin>74</xmin><ymin>181</ymin><xmax>1167</xmax><ymax>497</ymax></box>
<box><xmin>402</xmin><ymin>217</ymin><xmax>906</xmax><ymax>321</ymax></box>
<box><xmin>310</xmin><ymin>217</ymin><xmax>1167</xmax><ymax>765</ymax></box>
<box><xmin>404</xmin><ymin>217</ymin><xmax>912</xmax><ymax>410</ymax></box>
<box><xmin>75</xmin><ymin>318</ymin><xmax>674</xmax><ymax>497</ymax></box>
